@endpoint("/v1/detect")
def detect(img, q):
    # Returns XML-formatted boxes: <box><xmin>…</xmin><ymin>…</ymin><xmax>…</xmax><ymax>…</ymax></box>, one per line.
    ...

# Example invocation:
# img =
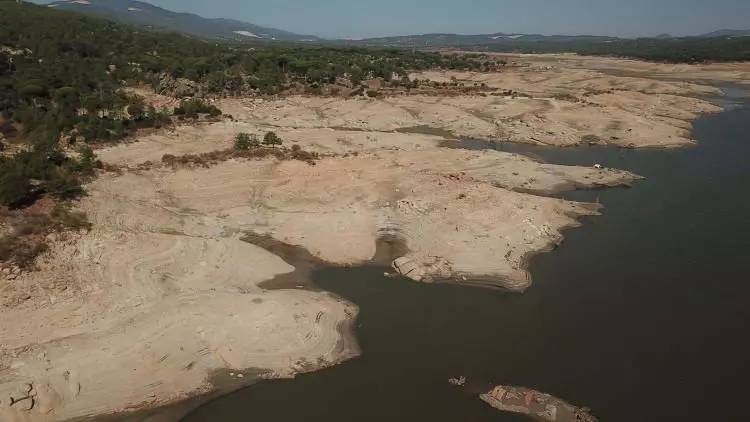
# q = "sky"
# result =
<box><xmin>36</xmin><ymin>0</ymin><xmax>750</xmax><ymax>39</ymax></box>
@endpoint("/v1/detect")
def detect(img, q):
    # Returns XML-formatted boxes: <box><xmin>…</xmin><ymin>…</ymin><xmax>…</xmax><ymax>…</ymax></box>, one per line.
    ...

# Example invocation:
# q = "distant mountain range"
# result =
<box><xmin>47</xmin><ymin>0</ymin><xmax>321</xmax><ymax>42</ymax></box>
<box><xmin>697</xmin><ymin>29</ymin><xmax>750</xmax><ymax>38</ymax></box>
<box><xmin>346</xmin><ymin>30</ymin><xmax>750</xmax><ymax>47</ymax></box>
<box><xmin>343</xmin><ymin>33</ymin><xmax>619</xmax><ymax>47</ymax></box>
<box><xmin>45</xmin><ymin>0</ymin><xmax>750</xmax><ymax>46</ymax></box>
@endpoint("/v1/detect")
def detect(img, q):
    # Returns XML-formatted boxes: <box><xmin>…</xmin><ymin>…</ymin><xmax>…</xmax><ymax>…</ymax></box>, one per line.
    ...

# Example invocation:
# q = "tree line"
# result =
<box><xmin>477</xmin><ymin>37</ymin><xmax>750</xmax><ymax>63</ymax></box>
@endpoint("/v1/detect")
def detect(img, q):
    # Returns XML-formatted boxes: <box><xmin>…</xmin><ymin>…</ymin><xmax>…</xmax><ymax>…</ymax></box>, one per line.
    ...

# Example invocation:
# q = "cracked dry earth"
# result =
<box><xmin>2</xmin><ymin>55</ymin><xmax>736</xmax><ymax>421</ymax></box>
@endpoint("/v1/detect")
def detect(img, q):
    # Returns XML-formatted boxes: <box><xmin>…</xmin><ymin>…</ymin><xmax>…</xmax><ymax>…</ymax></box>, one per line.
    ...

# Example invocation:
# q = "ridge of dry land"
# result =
<box><xmin>2</xmin><ymin>54</ymin><xmax>748</xmax><ymax>421</ymax></box>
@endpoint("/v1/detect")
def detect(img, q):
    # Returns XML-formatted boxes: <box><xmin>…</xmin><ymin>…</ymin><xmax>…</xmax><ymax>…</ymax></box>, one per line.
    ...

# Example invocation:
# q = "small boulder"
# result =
<box><xmin>392</xmin><ymin>257</ymin><xmax>425</xmax><ymax>282</ymax></box>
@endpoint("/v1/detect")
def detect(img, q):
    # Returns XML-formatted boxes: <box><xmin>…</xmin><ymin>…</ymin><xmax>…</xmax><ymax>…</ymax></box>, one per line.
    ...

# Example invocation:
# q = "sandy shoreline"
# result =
<box><xmin>2</xmin><ymin>55</ymin><xmax>749</xmax><ymax>421</ymax></box>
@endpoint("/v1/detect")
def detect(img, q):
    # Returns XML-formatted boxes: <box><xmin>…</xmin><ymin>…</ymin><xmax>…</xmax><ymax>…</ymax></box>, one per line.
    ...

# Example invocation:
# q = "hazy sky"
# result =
<box><xmin>37</xmin><ymin>0</ymin><xmax>750</xmax><ymax>39</ymax></box>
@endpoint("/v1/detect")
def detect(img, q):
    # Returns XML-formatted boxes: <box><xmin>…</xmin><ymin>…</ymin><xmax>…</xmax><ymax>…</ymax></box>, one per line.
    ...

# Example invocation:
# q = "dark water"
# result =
<box><xmin>184</xmin><ymin>87</ymin><xmax>750</xmax><ymax>422</ymax></box>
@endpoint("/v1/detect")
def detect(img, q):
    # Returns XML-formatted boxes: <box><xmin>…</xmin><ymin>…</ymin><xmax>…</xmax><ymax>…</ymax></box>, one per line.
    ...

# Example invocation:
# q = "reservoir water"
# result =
<box><xmin>184</xmin><ymin>86</ymin><xmax>750</xmax><ymax>422</ymax></box>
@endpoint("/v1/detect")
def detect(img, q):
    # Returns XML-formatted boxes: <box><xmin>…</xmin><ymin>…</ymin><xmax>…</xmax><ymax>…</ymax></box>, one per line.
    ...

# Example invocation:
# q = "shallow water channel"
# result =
<box><xmin>183</xmin><ymin>86</ymin><xmax>750</xmax><ymax>422</ymax></box>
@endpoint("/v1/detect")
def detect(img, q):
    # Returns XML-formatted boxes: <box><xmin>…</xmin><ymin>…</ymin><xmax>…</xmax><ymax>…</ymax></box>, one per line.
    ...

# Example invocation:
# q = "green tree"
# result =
<box><xmin>74</xmin><ymin>145</ymin><xmax>101</xmax><ymax>176</ymax></box>
<box><xmin>262</xmin><ymin>131</ymin><xmax>282</xmax><ymax>148</ymax></box>
<box><xmin>234</xmin><ymin>132</ymin><xmax>259</xmax><ymax>150</ymax></box>
<box><xmin>44</xmin><ymin>167</ymin><xmax>85</xmax><ymax>200</ymax></box>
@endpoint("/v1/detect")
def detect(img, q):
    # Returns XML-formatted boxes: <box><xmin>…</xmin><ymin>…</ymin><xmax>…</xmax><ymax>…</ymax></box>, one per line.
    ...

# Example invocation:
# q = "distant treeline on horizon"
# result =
<box><xmin>466</xmin><ymin>37</ymin><xmax>750</xmax><ymax>63</ymax></box>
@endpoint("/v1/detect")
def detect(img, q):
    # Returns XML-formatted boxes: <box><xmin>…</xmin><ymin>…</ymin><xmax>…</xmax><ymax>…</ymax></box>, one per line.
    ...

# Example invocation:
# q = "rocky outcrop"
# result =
<box><xmin>155</xmin><ymin>73</ymin><xmax>200</xmax><ymax>98</ymax></box>
<box><xmin>392</xmin><ymin>255</ymin><xmax>452</xmax><ymax>283</ymax></box>
<box><xmin>392</xmin><ymin>256</ymin><xmax>426</xmax><ymax>281</ymax></box>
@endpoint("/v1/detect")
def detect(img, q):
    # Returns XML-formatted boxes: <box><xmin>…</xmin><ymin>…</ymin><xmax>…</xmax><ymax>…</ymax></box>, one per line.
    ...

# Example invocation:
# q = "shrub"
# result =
<box><xmin>290</xmin><ymin>146</ymin><xmax>318</xmax><ymax>165</ymax></box>
<box><xmin>44</xmin><ymin>168</ymin><xmax>85</xmax><ymax>200</ymax></box>
<box><xmin>0</xmin><ymin>165</ymin><xmax>32</xmax><ymax>207</ymax></box>
<box><xmin>0</xmin><ymin>235</ymin><xmax>48</xmax><ymax>268</ymax></box>
<box><xmin>51</xmin><ymin>203</ymin><xmax>91</xmax><ymax>231</ymax></box>
<box><xmin>13</xmin><ymin>215</ymin><xmax>49</xmax><ymax>236</ymax></box>
<box><xmin>0</xmin><ymin>205</ymin><xmax>90</xmax><ymax>268</ymax></box>
<box><xmin>551</xmin><ymin>93</ymin><xmax>579</xmax><ymax>102</ymax></box>
<box><xmin>127</xmin><ymin>98</ymin><xmax>147</xmax><ymax>121</ymax></box>
<box><xmin>69</xmin><ymin>146</ymin><xmax>102</xmax><ymax>176</ymax></box>
<box><xmin>20</xmin><ymin>84</ymin><xmax>47</xmax><ymax>99</ymax></box>
<box><xmin>0</xmin><ymin>143</ymin><xmax>97</xmax><ymax>207</ymax></box>
<box><xmin>173</xmin><ymin>99</ymin><xmax>221</xmax><ymax>118</ymax></box>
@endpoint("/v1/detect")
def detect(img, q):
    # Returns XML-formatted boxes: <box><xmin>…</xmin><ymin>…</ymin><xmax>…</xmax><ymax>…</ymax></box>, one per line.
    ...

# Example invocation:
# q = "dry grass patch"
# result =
<box><xmin>0</xmin><ymin>202</ymin><xmax>90</xmax><ymax>269</ymax></box>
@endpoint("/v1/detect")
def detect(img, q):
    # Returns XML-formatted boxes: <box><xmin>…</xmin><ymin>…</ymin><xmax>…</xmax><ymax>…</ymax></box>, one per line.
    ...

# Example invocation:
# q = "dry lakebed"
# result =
<box><xmin>1</xmin><ymin>54</ymin><xmax>748</xmax><ymax>421</ymax></box>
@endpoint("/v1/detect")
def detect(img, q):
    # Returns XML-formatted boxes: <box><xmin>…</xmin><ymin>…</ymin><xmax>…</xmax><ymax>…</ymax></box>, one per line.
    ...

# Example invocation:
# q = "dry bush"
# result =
<box><xmin>50</xmin><ymin>204</ymin><xmax>91</xmax><ymax>231</ymax></box>
<box><xmin>0</xmin><ymin>235</ymin><xmax>48</xmax><ymax>268</ymax></box>
<box><xmin>0</xmin><ymin>203</ymin><xmax>90</xmax><ymax>269</ymax></box>
<box><xmin>551</xmin><ymin>92</ymin><xmax>580</xmax><ymax>102</ymax></box>
<box><xmin>162</xmin><ymin>143</ymin><xmax>319</xmax><ymax>169</ymax></box>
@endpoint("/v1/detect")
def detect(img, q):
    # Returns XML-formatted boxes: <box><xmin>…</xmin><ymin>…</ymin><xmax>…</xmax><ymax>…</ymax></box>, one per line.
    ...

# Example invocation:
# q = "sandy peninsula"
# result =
<box><xmin>1</xmin><ymin>55</ymin><xmax>746</xmax><ymax>421</ymax></box>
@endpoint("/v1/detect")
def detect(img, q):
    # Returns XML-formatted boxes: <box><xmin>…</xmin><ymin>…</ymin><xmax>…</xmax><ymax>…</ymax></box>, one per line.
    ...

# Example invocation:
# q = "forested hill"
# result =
<box><xmin>0</xmin><ymin>1</ymin><xmax>482</xmax><ymax>207</ymax></box>
<box><xmin>1</xmin><ymin>0</ymin><xmax>224</xmax><ymax>144</ymax></box>
<box><xmin>698</xmin><ymin>29</ymin><xmax>750</xmax><ymax>38</ymax></box>
<box><xmin>38</xmin><ymin>0</ymin><xmax>750</xmax><ymax>63</ymax></box>
<box><xmin>47</xmin><ymin>0</ymin><xmax>321</xmax><ymax>42</ymax></box>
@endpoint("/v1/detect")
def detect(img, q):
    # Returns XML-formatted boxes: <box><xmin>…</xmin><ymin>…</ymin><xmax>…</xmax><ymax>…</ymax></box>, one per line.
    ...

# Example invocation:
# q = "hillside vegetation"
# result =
<box><xmin>0</xmin><ymin>1</ymin><xmax>485</xmax><ymax>208</ymax></box>
<box><xmin>43</xmin><ymin>0</ymin><xmax>750</xmax><ymax>63</ymax></box>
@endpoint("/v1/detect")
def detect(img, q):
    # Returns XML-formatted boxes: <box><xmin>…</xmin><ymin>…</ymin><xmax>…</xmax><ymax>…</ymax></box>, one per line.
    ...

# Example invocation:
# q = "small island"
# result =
<box><xmin>481</xmin><ymin>385</ymin><xmax>598</xmax><ymax>422</ymax></box>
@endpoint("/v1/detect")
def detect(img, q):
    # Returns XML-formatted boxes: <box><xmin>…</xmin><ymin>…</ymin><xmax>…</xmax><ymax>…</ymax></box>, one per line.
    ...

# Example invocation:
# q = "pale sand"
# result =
<box><xmin>2</xmin><ymin>55</ymin><xmax>742</xmax><ymax>420</ymax></box>
<box><xmin>158</xmin><ymin>151</ymin><xmax>634</xmax><ymax>288</ymax></box>
<box><xmin>519</xmin><ymin>53</ymin><xmax>750</xmax><ymax>86</ymax></box>
<box><xmin>0</xmin><ymin>173</ymin><xmax>359</xmax><ymax>421</ymax></box>
<box><xmin>218</xmin><ymin>89</ymin><xmax>719</xmax><ymax>149</ymax></box>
